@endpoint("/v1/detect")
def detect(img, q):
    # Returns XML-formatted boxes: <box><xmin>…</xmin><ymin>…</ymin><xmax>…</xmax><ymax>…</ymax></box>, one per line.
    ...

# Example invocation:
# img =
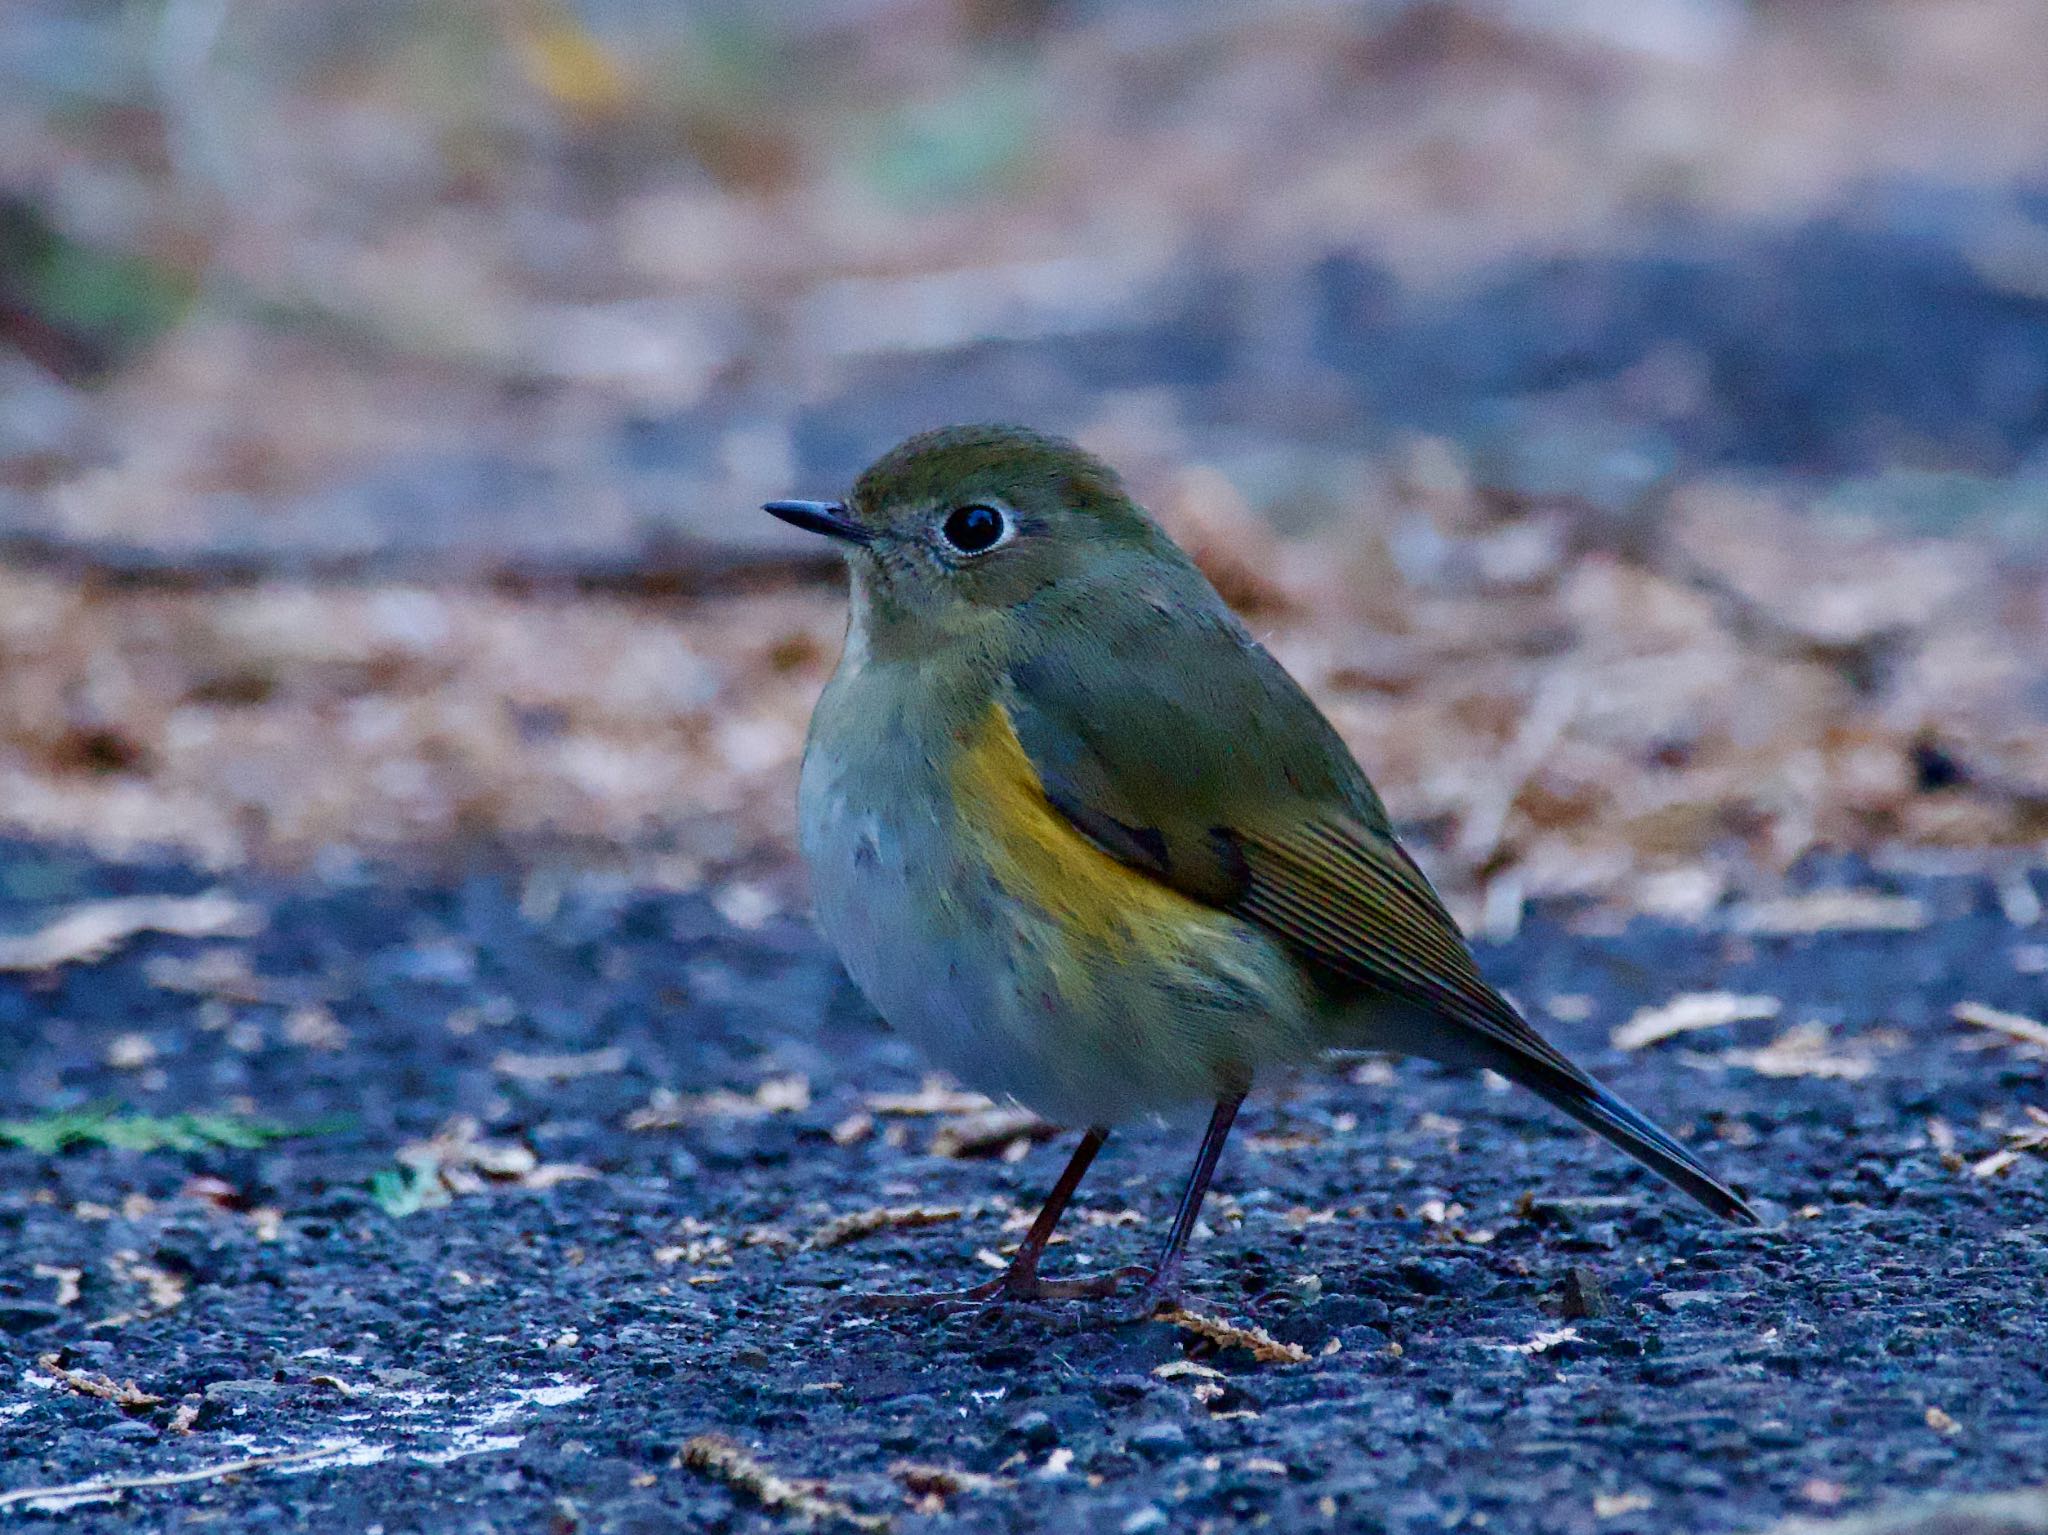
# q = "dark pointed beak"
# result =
<box><xmin>763</xmin><ymin>499</ymin><xmax>869</xmax><ymax>545</ymax></box>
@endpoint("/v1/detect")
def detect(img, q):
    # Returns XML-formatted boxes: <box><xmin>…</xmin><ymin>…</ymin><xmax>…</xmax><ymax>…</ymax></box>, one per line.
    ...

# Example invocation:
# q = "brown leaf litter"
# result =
<box><xmin>680</xmin><ymin>1434</ymin><xmax>890</xmax><ymax>1531</ymax></box>
<box><xmin>805</xmin><ymin>1205</ymin><xmax>965</xmax><ymax>1251</ymax></box>
<box><xmin>6</xmin><ymin>0</ymin><xmax>2048</xmax><ymax>912</ymax></box>
<box><xmin>2</xmin><ymin>470</ymin><xmax>2045</xmax><ymax>928</ymax></box>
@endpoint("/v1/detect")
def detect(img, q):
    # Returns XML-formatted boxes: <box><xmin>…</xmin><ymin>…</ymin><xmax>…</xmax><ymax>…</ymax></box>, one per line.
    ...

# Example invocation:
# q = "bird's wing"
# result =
<box><xmin>1003</xmin><ymin>610</ymin><xmax>1757</xmax><ymax>1224</ymax></box>
<box><xmin>1005</xmin><ymin>614</ymin><xmax>1548</xmax><ymax>1061</ymax></box>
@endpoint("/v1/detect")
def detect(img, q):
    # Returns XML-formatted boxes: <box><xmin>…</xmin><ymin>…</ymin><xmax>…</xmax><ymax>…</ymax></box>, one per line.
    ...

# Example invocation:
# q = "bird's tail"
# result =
<box><xmin>1489</xmin><ymin>1041</ymin><xmax>1761</xmax><ymax>1225</ymax></box>
<box><xmin>1358</xmin><ymin>992</ymin><xmax>1759</xmax><ymax>1225</ymax></box>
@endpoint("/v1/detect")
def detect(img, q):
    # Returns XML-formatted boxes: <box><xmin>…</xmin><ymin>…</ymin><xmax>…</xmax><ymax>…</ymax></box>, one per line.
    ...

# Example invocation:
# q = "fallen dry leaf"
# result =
<box><xmin>1612</xmin><ymin>992</ymin><xmax>1782</xmax><ymax>1051</ymax></box>
<box><xmin>1952</xmin><ymin>1001</ymin><xmax>2048</xmax><ymax>1052</ymax></box>
<box><xmin>1731</xmin><ymin>891</ymin><xmax>1929</xmax><ymax>936</ymax></box>
<box><xmin>626</xmin><ymin>1075</ymin><xmax>811</xmax><ymax>1130</ymax></box>
<box><xmin>1594</xmin><ymin>1491</ymin><xmax>1654</xmax><ymax>1519</ymax></box>
<box><xmin>0</xmin><ymin>893</ymin><xmax>263</xmax><ymax>973</ymax></box>
<box><xmin>397</xmin><ymin>1117</ymin><xmax>596</xmax><ymax>1199</ymax></box>
<box><xmin>890</xmin><ymin>1461</ymin><xmax>1013</xmax><ymax>1509</ymax></box>
<box><xmin>928</xmin><ymin>1106</ymin><xmax>1055</xmax><ymax>1159</ymax></box>
<box><xmin>492</xmin><ymin>1046</ymin><xmax>629</xmax><ymax>1082</ymax></box>
<box><xmin>806</xmin><ymin>1205</ymin><xmax>964</xmax><ymax>1250</ymax></box>
<box><xmin>1970</xmin><ymin>1107</ymin><xmax>2048</xmax><ymax>1179</ymax></box>
<box><xmin>32</xmin><ymin>1264</ymin><xmax>82</xmax><ymax>1308</ymax></box>
<box><xmin>864</xmin><ymin>1077</ymin><xmax>994</xmax><ymax>1116</ymax></box>
<box><xmin>37</xmin><ymin>1354</ymin><xmax>162</xmax><ymax>1408</ymax></box>
<box><xmin>1695</xmin><ymin>1023</ymin><xmax>1876</xmax><ymax>1080</ymax></box>
<box><xmin>1153</xmin><ymin>1304</ymin><xmax>1311</xmax><ymax>1365</ymax></box>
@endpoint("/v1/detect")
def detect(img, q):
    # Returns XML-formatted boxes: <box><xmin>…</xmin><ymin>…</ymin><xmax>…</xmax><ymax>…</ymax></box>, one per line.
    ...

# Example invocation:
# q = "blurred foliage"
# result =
<box><xmin>0</xmin><ymin>196</ymin><xmax>192</xmax><ymax>383</ymax></box>
<box><xmin>368</xmin><ymin>1161</ymin><xmax>446</xmax><ymax>1217</ymax></box>
<box><xmin>862</xmin><ymin>62</ymin><xmax>1044</xmax><ymax>207</ymax></box>
<box><xmin>0</xmin><ymin>1107</ymin><xmax>310</xmax><ymax>1153</ymax></box>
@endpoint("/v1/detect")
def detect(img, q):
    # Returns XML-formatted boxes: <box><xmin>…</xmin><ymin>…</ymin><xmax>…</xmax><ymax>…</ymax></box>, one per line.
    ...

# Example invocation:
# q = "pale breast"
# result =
<box><xmin>797</xmin><ymin>668</ymin><xmax>1316</xmax><ymax>1126</ymax></box>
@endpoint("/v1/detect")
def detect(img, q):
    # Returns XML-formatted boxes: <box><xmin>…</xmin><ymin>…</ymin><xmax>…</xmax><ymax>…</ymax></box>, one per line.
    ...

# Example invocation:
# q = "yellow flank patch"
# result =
<box><xmin>949</xmin><ymin>703</ymin><xmax>1207</xmax><ymax>961</ymax></box>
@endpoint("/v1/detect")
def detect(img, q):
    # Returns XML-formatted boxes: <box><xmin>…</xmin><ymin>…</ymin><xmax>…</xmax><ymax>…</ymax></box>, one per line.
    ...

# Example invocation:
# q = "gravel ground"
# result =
<box><xmin>2</xmin><ymin>840</ymin><xmax>2045</xmax><ymax>1533</ymax></box>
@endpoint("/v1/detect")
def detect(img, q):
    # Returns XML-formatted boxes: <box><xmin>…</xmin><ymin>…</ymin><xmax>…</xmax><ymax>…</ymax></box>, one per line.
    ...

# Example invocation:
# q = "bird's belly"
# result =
<box><xmin>798</xmin><ymin>718</ymin><xmax>1316</xmax><ymax>1127</ymax></box>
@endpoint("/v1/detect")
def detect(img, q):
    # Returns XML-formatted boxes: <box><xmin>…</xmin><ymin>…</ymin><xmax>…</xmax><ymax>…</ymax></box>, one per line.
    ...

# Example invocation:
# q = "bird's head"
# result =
<box><xmin>765</xmin><ymin>424</ymin><xmax>1196</xmax><ymax>657</ymax></box>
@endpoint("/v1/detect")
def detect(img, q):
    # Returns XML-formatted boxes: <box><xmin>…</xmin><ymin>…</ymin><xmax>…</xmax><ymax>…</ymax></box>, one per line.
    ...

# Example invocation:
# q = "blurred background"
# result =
<box><xmin>3</xmin><ymin>0</ymin><xmax>2047</xmax><ymax>926</ymax></box>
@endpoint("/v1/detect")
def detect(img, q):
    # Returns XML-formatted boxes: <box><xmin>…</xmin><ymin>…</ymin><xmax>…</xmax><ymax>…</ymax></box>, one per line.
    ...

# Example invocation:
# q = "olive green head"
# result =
<box><xmin>765</xmin><ymin>424</ymin><xmax>1195</xmax><ymax>648</ymax></box>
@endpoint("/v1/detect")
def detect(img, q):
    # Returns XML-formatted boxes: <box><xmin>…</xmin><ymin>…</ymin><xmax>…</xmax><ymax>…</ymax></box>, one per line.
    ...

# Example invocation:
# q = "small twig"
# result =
<box><xmin>36</xmin><ymin>1354</ymin><xmax>161</xmax><ymax>1408</ymax></box>
<box><xmin>680</xmin><ymin>1434</ymin><xmax>890</xmax><ymax>1530</ymax></box>
<box><xmin>1153</xmin><ymin>1305</ymin><xmax>1310</xmax><ymax>1365</ymax></box>
<box><xmin>1612</xmin><ymin>992</ymin><xmax>1781</xmax><ymax>1051</ymax></box>
<box><xmin>0</xmin><ymin>893</ymin><xmax>262</xmax><ymax>973</ymax></box>
<box><xmin>1953</xmin><ymin>1002</ymin><xmax>2048</xmax><ymax>1052</ymax></box>
<box><xmin>0</xmin><ymin>1446</ymin><xmax>347</xmax><ymax>1510</ymax></box>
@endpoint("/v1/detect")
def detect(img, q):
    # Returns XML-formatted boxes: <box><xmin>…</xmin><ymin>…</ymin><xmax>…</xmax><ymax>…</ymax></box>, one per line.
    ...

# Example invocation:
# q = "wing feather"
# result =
<box><xmin>1001</xmin><ymin>625</ymin><xmax>1756</xmax><ymax>1224</ymax></box>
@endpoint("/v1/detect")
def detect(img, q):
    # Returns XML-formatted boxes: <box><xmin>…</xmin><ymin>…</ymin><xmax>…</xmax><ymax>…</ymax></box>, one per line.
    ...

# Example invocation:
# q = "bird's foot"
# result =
<box><xmin>1124</xmin><ymin>1262</ymin><xmax>1186</xmax><ymax>1323</ymax></box>
<box><xmin>825</xmin><ymin>1263</ymin><xmax>1147</xmax><ymax>1319</ymax></box>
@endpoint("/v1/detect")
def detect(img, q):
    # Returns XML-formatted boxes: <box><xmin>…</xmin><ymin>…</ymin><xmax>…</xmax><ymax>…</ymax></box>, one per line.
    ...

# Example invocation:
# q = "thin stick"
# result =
<box><xmin>0</xmin><ymin>1445</ymin><xmax>348</xmax><ymax>1509</ymax></box>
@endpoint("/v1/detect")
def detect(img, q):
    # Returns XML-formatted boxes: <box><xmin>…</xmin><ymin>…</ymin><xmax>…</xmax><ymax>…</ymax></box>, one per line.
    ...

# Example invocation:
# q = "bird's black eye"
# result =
<box><xmin>939</xmin><ymin>503</ymin><xmax>1008</xmax><ymax>555</ymax></box>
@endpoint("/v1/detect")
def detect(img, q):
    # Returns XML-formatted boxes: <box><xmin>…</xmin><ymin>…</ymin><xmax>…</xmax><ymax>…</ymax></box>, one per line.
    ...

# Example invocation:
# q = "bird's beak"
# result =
<box><xmin>763</xmin><ymin>499</ymin><xmax>869</xmax><ymax>545</ymax></box>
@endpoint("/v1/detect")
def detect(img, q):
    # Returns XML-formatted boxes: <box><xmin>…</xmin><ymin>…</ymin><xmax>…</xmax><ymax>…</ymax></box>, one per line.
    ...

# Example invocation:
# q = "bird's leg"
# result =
<box><xmin>1131</xmin><ymin>1092</ymin><xmax>1244</xmax><ymax>1318</ymax></box>
<box><xmin>826</xmin><ymin>1126</ymin><xmax>1140</xmax><ymax>1315</ymax></box>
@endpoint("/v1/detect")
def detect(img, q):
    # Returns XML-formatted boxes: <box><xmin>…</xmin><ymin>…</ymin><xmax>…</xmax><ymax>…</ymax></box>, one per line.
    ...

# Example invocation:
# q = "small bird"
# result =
<box><xmin>769</xmin><ymin>424</ymin><xmax>1756</xmax><ymax>1316</ymax></box>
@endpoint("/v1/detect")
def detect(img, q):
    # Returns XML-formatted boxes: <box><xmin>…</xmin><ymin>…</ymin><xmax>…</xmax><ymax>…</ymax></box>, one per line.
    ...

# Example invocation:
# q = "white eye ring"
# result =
<box><xmin>938</xmin><ymin>503</ymin><xmax>1012</xmax><ymax>556</ymax></box>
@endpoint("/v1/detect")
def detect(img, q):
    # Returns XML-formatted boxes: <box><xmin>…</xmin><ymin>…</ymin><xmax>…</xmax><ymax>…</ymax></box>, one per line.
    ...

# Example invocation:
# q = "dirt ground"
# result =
<box><xmin>2</xmin><ymin>842</ymin><xmax>2045</xmax><ymax>1531</ymax></box>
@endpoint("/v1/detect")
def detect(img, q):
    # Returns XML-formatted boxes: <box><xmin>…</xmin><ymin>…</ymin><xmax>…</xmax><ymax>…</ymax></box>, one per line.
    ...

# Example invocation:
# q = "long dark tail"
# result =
<box><xmin>1366</xmin><ymin>988</ymin><xmax>1760</xmax><ymax>1224</ymax></box>
<box><xmin>1489</xmin><ymin>1040</ymin><xmax>1761</xmax><ymax>1224</ymax></box>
